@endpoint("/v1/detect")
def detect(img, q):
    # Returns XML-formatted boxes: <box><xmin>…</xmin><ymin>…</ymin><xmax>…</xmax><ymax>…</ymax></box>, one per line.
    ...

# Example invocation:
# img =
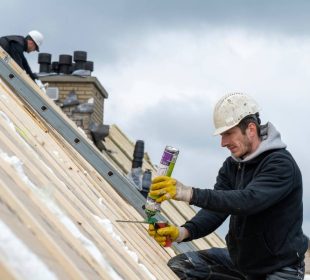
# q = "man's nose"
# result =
<box><xmin>221</xmin><ymin>135</ymin><xmax>228</xmax><ymax>147</ymax></box>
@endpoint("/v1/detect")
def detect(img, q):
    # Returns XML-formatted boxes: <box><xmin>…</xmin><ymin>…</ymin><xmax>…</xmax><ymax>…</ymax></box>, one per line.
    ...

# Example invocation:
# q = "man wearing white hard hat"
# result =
<box><xmin>148</xmin><ymin>93</ymin><xmax>308</xmax><ymax>279</ymax></box>
<box><xmin>0</xmin><ymin>30</ymin><xmax>43</xmax><ymax>80</ymax></box>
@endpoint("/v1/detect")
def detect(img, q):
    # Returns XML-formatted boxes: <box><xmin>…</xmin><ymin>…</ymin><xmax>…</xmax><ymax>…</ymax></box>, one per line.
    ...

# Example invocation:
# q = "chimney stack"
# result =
<box><xmin>37</xmin><ymin>50</ymin><xmax>94</xmax><ymax>76</ymax></box>
<box><xmin>37</xmin><ymin>50</ymin><xmax>107</xmax><ymax>148</ymax></box>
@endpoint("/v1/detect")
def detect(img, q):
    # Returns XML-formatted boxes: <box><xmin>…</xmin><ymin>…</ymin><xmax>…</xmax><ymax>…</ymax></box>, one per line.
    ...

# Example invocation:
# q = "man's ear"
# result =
<box><xmin>246</xmin><ymin>123</ymin><xmax>258</xmax><ymax>138</ymax></box>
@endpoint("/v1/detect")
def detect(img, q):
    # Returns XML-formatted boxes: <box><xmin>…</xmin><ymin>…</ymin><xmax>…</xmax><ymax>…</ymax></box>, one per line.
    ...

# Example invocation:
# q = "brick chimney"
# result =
<box><xmin>37</xmin><ymin>51</ymin><xmax>109</xmax><ymax>149</ymax></box>
<box><xmin>40</xmin><ymin>75</ymin><xmax>108</xmax><ymax>137</ymax></box>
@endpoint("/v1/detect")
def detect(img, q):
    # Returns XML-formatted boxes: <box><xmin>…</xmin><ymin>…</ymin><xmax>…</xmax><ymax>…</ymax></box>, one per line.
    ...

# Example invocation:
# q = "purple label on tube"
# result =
<box><xmin>160</xmin><ymin>151</ymin><xmax>173</xmax><ymax>165</ymax></box>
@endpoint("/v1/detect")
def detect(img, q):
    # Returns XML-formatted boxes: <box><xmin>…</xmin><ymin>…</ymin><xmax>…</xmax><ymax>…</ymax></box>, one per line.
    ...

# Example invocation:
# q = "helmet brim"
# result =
<box><xmin>213</xmin><ymin>124</ymin><xmax>236</xmax><ymax>136</ymax></box>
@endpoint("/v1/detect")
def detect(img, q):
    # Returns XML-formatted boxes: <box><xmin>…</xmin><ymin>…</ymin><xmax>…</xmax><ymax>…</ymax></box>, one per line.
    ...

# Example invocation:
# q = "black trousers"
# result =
<box><xmin>168</xmin><ymin>247</ymin><xmax>305</xmax><ymax>280</ymax></box>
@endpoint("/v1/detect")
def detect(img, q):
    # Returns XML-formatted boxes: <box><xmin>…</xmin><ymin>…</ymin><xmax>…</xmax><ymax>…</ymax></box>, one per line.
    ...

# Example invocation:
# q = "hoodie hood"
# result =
<box><xmin>232</xmin><ymin>122</ymin><xmax>287</xmax><ymax>162</ymax></box>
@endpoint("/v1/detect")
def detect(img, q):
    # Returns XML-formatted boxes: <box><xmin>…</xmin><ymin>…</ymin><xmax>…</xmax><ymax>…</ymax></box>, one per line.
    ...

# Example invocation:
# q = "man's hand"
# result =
<box><xmin>149</xmin><ymin>176</ymin><xmax>193</xmax><ymax>203</ymax></box>
<box><xmin>149</xmin><ymin>176</ymin><xmax>177</xmax><ymax>202</ymax></box>
<box><xmin>148</xmin><ymin>224</ymin><xmax>179</xmax><ymax>247</ymax></box>
<box><xmin>35</xmin><ymin>79</ymin><xmax>47</xmax><ymax>93</ymax></box>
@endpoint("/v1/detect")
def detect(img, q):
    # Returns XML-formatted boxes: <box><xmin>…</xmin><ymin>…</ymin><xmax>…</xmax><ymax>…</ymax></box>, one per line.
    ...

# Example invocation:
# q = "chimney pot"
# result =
<box><xmin>85</xmin><ymin>61</ymin><xmax>94</xmax><ymax>72</ymax></box>
<box><xmin>74</xmin><ymin>51</ymin><xmax>87</xmax><ymax>62</ymax></box>
<box><xmin>38</xmin><ymin>53</ymin><xmax>52</xmax><ymax>64</ymax></box>
<box><xmin>59</xmin><ymin>54</ymin><xmax>73</xmax><ymax>74</ymax></box>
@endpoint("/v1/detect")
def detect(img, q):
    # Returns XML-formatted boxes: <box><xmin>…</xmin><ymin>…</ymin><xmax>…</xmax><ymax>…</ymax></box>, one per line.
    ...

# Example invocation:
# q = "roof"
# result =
<box><xmin>0</xmin><ymin>47</ymin><xmax>225</xmax><ymax>279</ymax></box>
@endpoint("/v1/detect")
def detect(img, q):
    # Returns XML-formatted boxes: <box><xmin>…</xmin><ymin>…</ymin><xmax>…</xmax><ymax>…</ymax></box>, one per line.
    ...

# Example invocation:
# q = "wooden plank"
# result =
<box><xmin>1</xmin><ymin>52</ymin><xmax>149</xmax><ymax>220</ymax></box>
<box><xmin>0</xmin><ymin>201</ymin><xmax>72</xmax><ymax>279</ymax></box>
<box><xmin>1</xmin><ymin>70</ymin><xmax>194</xmax><ymax>256</ymax></box>
<box><xmin>0</xmin><ymin>261</ymin><xmax>18</xmax><ymax>280</ymax></box>
<box><xmin>104</xmin><ymin>137</ymin><xmax>132</xmax><ymax>173</ymax></box>
<box><xmin>0</xmin><ymin>82</ymin><xmax>178</xmax><ymax>279</ymax></box>
<box><xmin>0</xmin><ymin>50</ymin><xmax>217</xmax><ymax>278</ymax></box>
<box><xmin>1</xmin><ymin>99</ymin><xmax>131</xmax><ymax>278</ymax></box>
<box><xmin>108</xmin><ymin>124</ymin><xmax>156</xmax><ymax>171</ymax></box>
<box><xmin>0</xmin><ymin>129</ymin><xmax>166</xmax><ymax>280</ymax></box>
<box><xmin>0</xmin><ymin>157</ymin><xmax>138</xmax><ymax>279</ymax></box>
<box><xmin>0</xmin><ymin>176</ymin><xmax>87</xmax><ymax>280</ymax></box>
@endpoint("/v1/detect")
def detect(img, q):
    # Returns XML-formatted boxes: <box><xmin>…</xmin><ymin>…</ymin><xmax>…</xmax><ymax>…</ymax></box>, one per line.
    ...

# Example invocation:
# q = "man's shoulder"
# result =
<box><xmin>259</xmin><ymin>149</ymin><xmax>301</xmax><ymax>174</ymax></box>
<box><xmin>263</xmin><ymin>148</ymin><xmax>293</xmax><ymax>160</ymax></box>
<box><xmin>4</xmin><ymin>36</ymin><xmax>25</xmax><ymax>46</ymax></box>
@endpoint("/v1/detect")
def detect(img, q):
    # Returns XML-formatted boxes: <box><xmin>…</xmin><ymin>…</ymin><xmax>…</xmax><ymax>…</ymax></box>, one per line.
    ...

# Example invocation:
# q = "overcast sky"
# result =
<box><xmin>1</xmin><ymin>0</ymin><xmax>310</xmax><ymax>239</ymax></box>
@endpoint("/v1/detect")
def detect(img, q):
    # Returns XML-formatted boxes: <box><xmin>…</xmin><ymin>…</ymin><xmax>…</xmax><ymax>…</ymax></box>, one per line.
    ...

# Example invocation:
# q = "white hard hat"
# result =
<box><xmin>213</xmin><ymin>93</ymin><xmax>260</xmax><ymax>135</ymax></box>
<box><xmin>28</xmin><ymin>30</ymin><xmax>44</xmax><ymax>51</ymax></box>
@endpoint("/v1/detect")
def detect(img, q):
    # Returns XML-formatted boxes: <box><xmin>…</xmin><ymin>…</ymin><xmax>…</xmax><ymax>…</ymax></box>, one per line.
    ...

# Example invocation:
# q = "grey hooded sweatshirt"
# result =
<box><xmin>183</xmin><ymin>122</ymin><xmax>308</xmax><ymax>275</ymax></box>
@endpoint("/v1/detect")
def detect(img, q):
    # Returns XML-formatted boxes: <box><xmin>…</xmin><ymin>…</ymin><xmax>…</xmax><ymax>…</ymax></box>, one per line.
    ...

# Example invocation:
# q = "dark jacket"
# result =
<box><xmin>183</xmin><ymin>122</ymin><xmax>308</xmax><ymax>275</ymax></box>
<box><xmin>0</xmin><ymin>35</ymin><xmax>37</xmax><ymax>80</ymax></box>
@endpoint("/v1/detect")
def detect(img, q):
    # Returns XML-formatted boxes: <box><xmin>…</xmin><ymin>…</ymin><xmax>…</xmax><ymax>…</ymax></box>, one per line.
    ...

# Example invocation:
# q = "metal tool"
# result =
<box><xmin>115</xmin><ymin>219</ymin><xmax>148</xmax><ymax>224</ymax></box>
<box><xmin>115</xmin><ymin>216</ymin><xmax>158</xmax><ymax>224</ymax></box>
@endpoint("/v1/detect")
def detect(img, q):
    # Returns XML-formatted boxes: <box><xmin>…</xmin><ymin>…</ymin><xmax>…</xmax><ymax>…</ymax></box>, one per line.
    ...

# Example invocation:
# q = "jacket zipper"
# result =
<box><xmin>235</xmin><ymin>162</ymin><xmax>244</xmax><ymax>268</ymax></box>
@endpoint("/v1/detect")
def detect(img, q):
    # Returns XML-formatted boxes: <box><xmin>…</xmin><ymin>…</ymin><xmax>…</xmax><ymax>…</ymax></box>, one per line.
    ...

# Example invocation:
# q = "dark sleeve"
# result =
<box><xmin>9</xmin><ymin>42</ymin><xmax>37</xmax><ymax>80</ymax></box>
<box><xmin>182</xmin><ymin>209</ymin><xmax>228</xmax><ymax>241</ymax></box>
<box><xmin>180</xmin><ymin>159</ymin><xmax>232</xmax><ymax>241</ymax></box>
<box><xmin>190</xmin><ymin>152</ymin><xmax>295</xmax><ymax>215</ymax></box>
<box><xmin>0</xmin><ymin>37</ymin><xmax>9</xmax><ymax>52</ymax></box>
<box><xmin>8</xmin><ymin>42</ymin><xmax>24</xmax><ymax>68</ymax></box>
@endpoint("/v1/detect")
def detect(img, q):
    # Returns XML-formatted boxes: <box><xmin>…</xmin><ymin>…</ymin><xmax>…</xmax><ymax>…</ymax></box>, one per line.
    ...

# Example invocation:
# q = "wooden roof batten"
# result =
<box><xmin>0</xmin><ymin>49</ymin><xmax>151</xmax><ymax>217</ymax></box>
<box><xmin>0</xmin><ymin>47</ymin><xmax>201</xmax><ymax>254</ymax></box>
<box><xmin>0</xmin><ymin>47</ymin><xmax>225</xmax><ymax>279</ymax></box>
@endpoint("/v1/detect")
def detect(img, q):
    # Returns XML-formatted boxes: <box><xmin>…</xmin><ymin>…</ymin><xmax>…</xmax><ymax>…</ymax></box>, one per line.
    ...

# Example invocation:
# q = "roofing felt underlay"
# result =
<box><xmin>0</xmin><ymin>47</ymin><xmax>225</xmax><ymax>279</ymax></box>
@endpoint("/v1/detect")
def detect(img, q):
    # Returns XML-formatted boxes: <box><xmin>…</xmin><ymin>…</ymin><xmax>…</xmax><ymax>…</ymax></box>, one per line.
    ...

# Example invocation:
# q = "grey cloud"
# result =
<box><xmin>4</xmin><ymin>0</ymin><xmax>310</xmax><ymax>67</ymax></box>
<box><xmin>127</xmin><ymin>97</ymin><xmax>215</xmax><ymax>149</ymax></box>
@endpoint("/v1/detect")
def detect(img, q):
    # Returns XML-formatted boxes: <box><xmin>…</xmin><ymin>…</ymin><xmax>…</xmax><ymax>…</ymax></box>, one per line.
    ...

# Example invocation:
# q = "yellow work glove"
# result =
<box><xmin>148</xmin><ymin>224</ymin><xmax>179</xmax><ymax>247</ymax></box>
<box><xmin>149</xmin><ymin>176</ymin><xmax>193</xmax><ymax>203</ymax></box>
